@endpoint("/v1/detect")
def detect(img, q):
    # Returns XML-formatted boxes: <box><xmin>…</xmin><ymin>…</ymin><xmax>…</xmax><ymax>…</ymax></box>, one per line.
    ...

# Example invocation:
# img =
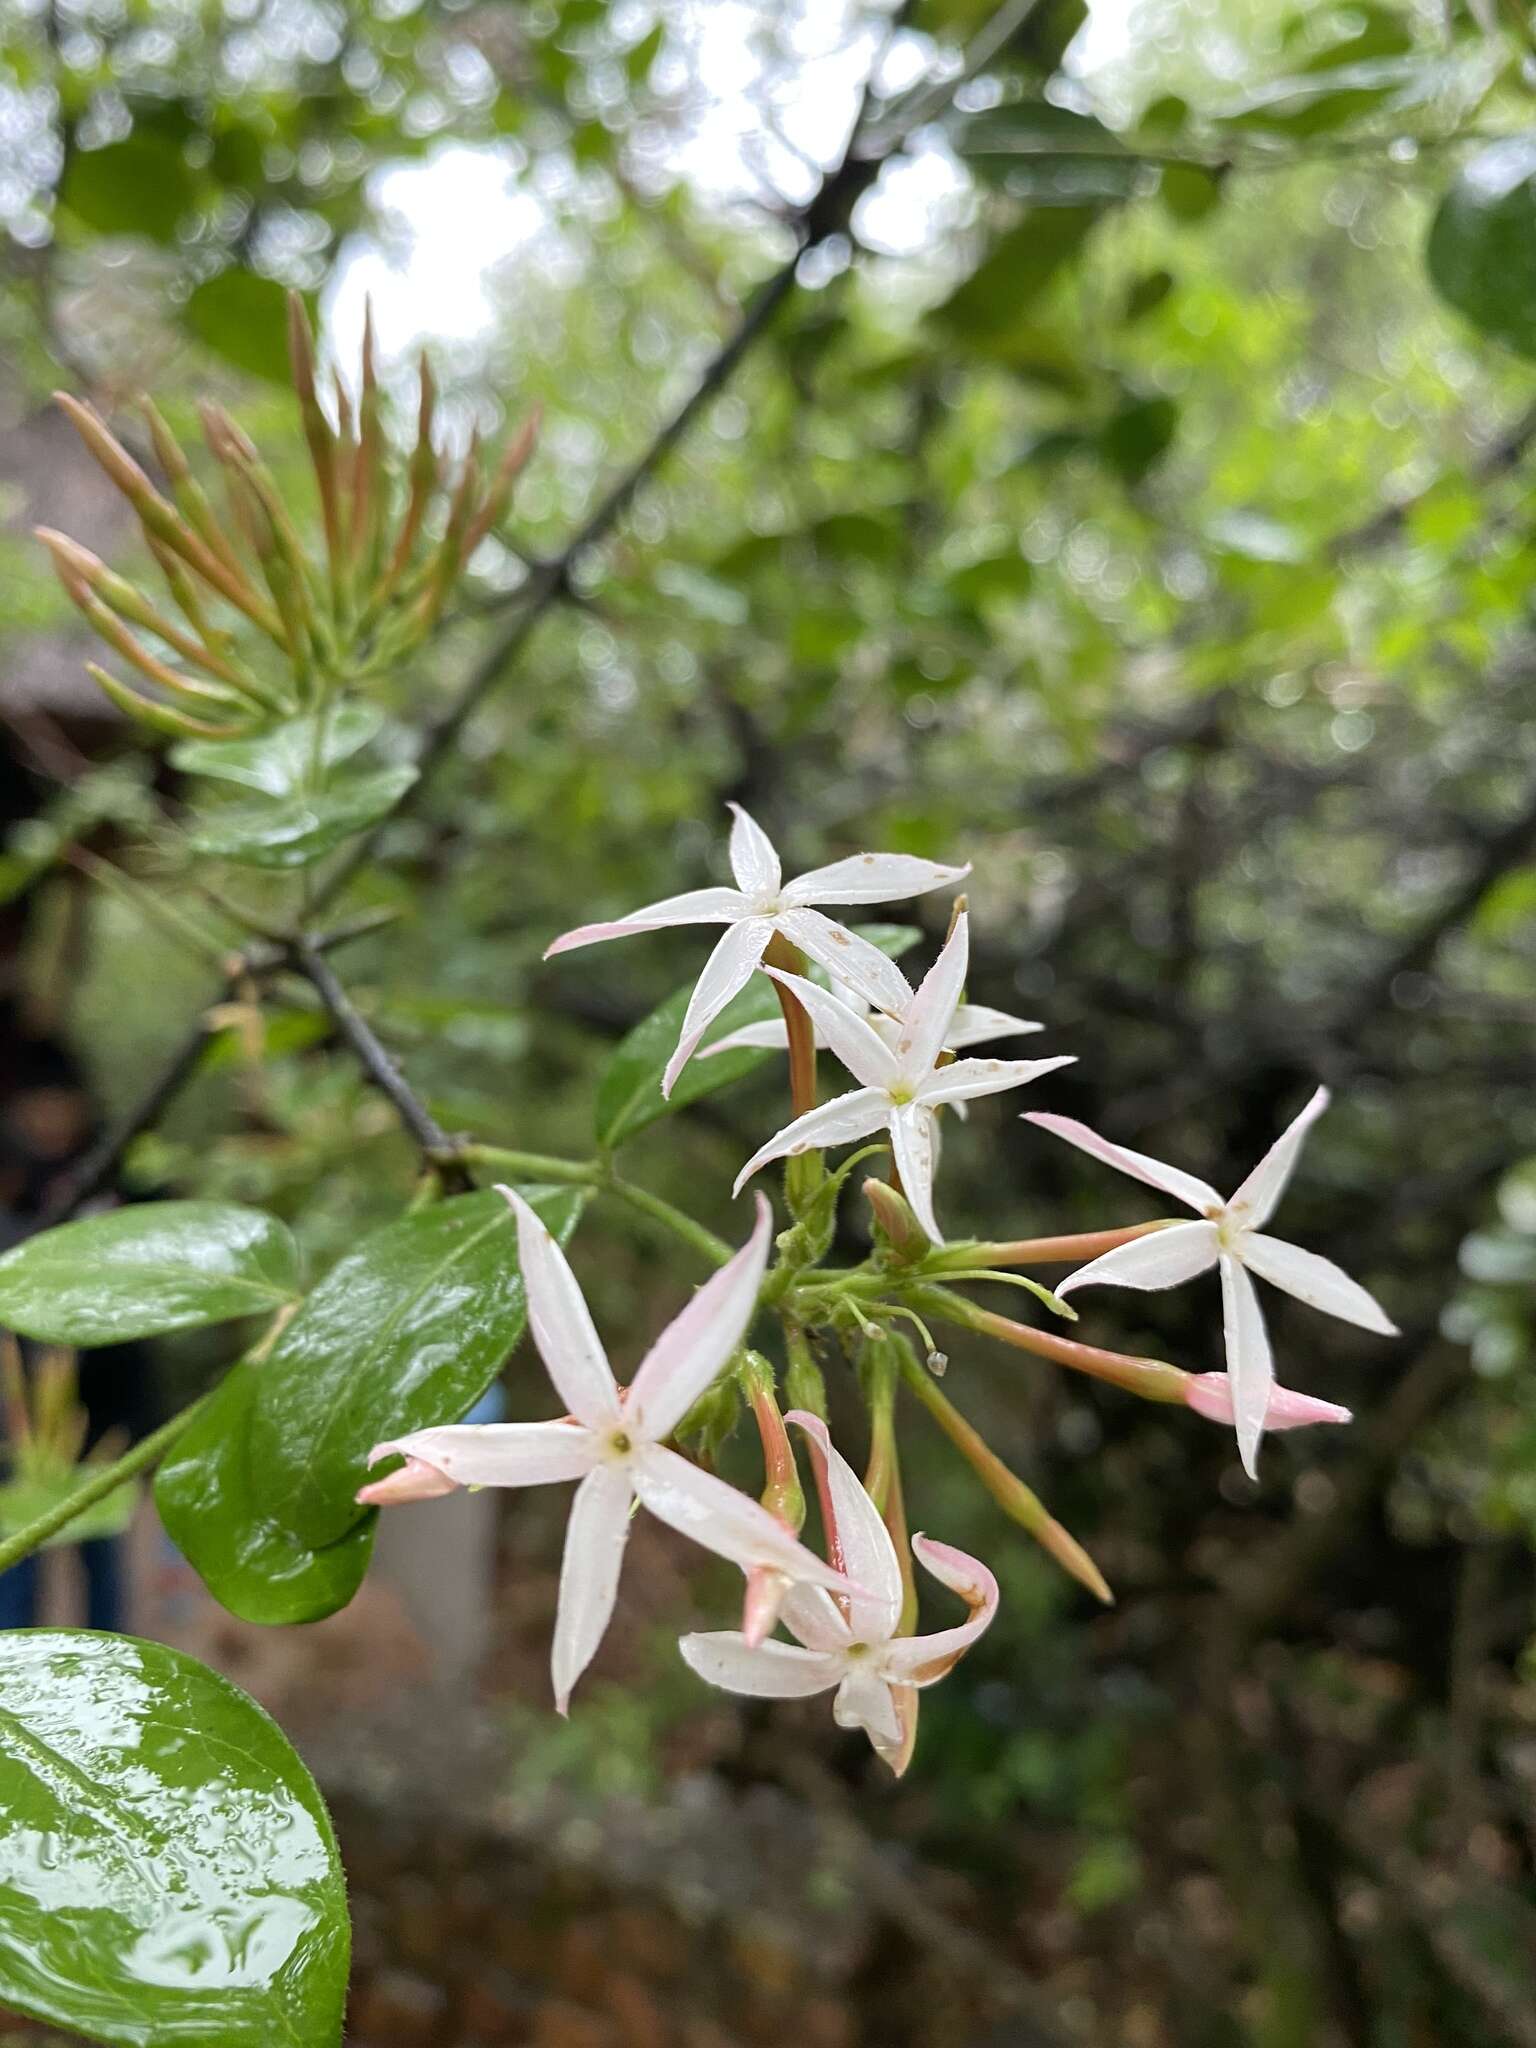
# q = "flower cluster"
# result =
<box><xmin>361</xmin><ymin>806</ymin><xmax>1396</xmax><ymax>1768</ymax></box>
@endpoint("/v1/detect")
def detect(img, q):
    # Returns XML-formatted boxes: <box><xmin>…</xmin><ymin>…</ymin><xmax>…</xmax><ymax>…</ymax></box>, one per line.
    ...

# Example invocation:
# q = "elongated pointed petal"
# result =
<box><xmin>1185</xmin><ymin>1373</ymin><xmax>1353</xmax><ymax>1432</ymax></box>
<box><xmin>499</xmin><ymin>1186</ymin><xmax>621</xmax><ymax>1429</ymax></box>
<box><xmin>1022</xmin><ymin>1112</ymin><xmax>1222</xmax><ymax>1215</ymax></box>
<box><xmin>732</xmin><ymin>1088</ymin><xmax>889</xmax><ymax>1195</ymax></box>
<box><xmin>552</xmin><ymin>1463</ymin><xmax>634</xmax><ymax>1715</ymax></box>
<box><xmin>699</xmin><ymin>1019</ymin><xmax>792</xmax><ymax>1059</ymax></box>
<box><xmin>916</xmin><ymin>1052</ymin><xmax>1075</xmax><ymax>1108</ymax></box>
<box><xmin>780</xmin><ymin>1583</ymin><xmax>855</xmax><ymax>1651</ymax></box>
<box><xmin>679</xmin><ymin>1631</ymin><xmax>843</xmax><ymax>1697</ymax></box>
<box><xmin>893</xmin><ymin>912</ymin><xmax>969</xmax><ymax>1085</ymax></box>
<box><xmin>627</xmin><ymin>1195</ymin><xmax>772</xmax><ymax>1440</ymax></box>
<box><xmin>762</xmin><ymin>967</ymin><xmax>900</xmax><ymax>1090</ymax></box>
<box><xmin>1219</xmin><ymin>1253</ymin><xmax>1274</xmax><ymax>1480</ymax></box>
<box><xmin>833</xmin><ymin>1668</ymin><xmax>904</xmax><ymax>1748</ymax></box>
<box><xmin>544</xmin><ymin>888</ymin><xmax>748</xmax><ymax>957</ymax></box>
<box><xmin>1230</xmin><ymin>1085</ymin><xmax>1330</xmax><ymax>1228</ymax></box>
<box><xmin>662</xmin><ymin>918</ymin><xmax>774</xmax><ymax>1096</ymax></box>
<box><xmin>355</xmin><ymin>1454</ymin><xmax>460</xmax><ymax>1506</ymax></box>
<box><xmin>889</xmin><ymin>1103</ymin><xmax>942</xmax><ymax>1244</ymax></box>
<box><xmin>362</xmin><ymin>1421</ymin><xmax>597</xmax><ymax>1495</ymax></box>
<box><xmin>632</xmin><ymin>1444</ymin><xmax>855</xmax><ymax>1591</ymax></box>
<box><xmin>785</xmin><ymin>852</ymin><xmax>970</xmax><ymax>908</ymax></box>
<box><xmin>1056</xmin><ymin>1219</ymin><xmax>1219</xmax><ymax>1299</ymax></box>
<box><xmin>726</xmin><ymin>801</ymin><xmax>781</xmax><ymax>895</ymax></box>
<box><xmin>949</xmin><ymin>1003</ymin><xmax>1045</xmax><ymax>1046</ymax></box>
<box><xmin>786</xmin><ymin>1411</ymin><xmax>902</xmax><ymax>1643</ymax></box>
<box><xmin>881</xmin><ymin>1536</ymin><xmax>999</xmax><ymax>1684</ymax></box>
<box><xmin>1241</xmin><ymin>1232</ymin><xmax>1398</xmax><ymax>1336</ymax></box>
<box><xmin>776</xmin><ymin>909</ymin><xmax>914</xmax><ymax>1016</ymax></box>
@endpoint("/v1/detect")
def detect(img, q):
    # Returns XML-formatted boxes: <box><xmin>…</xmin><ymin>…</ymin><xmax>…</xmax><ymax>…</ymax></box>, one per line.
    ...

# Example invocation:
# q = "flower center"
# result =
<box><xmin>887</xmin><ymin>1084</ymin><xmax>914</xmax><ymax>1106</ymax></box>
<box><xmin>1213</xmin><ymin>1208</ymin><xmax>1246</xmax><ymax>1253</ymax></box>
<box><xmin>845</xmin><ymin>1640</ymin><xmax>871</xmax><ymax>1660</ymax></box>
<box><xmin>607</xmin><ymin>1429</ymin><xmax>633</xmax><ymax>1458</ymax></box>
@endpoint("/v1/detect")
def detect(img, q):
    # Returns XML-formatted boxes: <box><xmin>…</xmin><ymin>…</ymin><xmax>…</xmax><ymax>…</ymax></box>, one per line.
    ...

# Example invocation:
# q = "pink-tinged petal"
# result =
<box><xmin>356</xmin><ymin>1453</ymin><xmax>460</xmax><ymax>1506</ymax></box>
<box><xmin>1241</xmin><ymin>1232</ymin><xmax>1399</xmax><ymax>1337</ymax></box>
<box><xmin>698</xmin><ymin>1019</ymin><xmax>791</xmax><ymax>1059</ymax></box>
<box><xmin>661</xmin><ymin>918</ymin><xmax>774</xmax><ymax>1096</ymax></box>
<box><xmin>882</xmin><ymin>1536</ymin><xmax>999</xmax><ymax>1684</ymax></box>
<box><xmin>679</xmin><ymin>1631</ymin><xmax>844</xmax><ymax>1698</ymax></box>
<box><xmin>881</xmin><ymin>1684</ymin><xmax>921</xmax><ymax>1777</ymax></box>
<box><xmin>499</xmin><ymin>1187</ymin><xmax>620</xmax><ymax>1429</ymax></box>
<box><xmin>833</xmin><ymin>1668</ymin><xmax>904</xmax><ymax>1749</ymax></box>
<box><xmin>893</xmin><ymin>912</ymin><xmax>969</xmax><ymax>1085</ymax></box>
<box><xmin>1055</xmin><ymin>1219</ymin><xmax>1219</xmax><ymax>1299</ymax></box>
<box><xmin>726</xmin><ymin>802</ymin><xmax>781</xmax><ymax>896</ymax></box>
<box><xmin>888</xmin><ymin>1102</ymin><xmax>942</xmax><ymax>1245</ymax></box>
<box><xmin>627</xmin><ymin>1194</ymin><xmax>773</xmax><ymax>1441</ymax></box>
<box><xmin>1228</xmin><ymin>1085</ymin><xmax>1328</xmax><ymax>1229</ymax></box>
<box><xmin>543</xmin><ymin>888</ymin><xmax>747</xmax><ymax>956</ymax></box>
<box><xmin>631</xmin><ymin>1444</ymin><xmax>854</xmax><ymax>1591</ymax></box>
<box><xmin>949</xmin><ymin>1003</ymin><xmax>1045</xmax><ymax>1046</ymax></box>
<box><xmin>915</xmin><ymin>1052</ymin><xmax>1076</xmax><ymax>1108</ymax></box>
<box><xmin>741</xmin><ymin>1566</ymin><xmax>791</xmax><ymax>1648</ymax></box>
<box><xmin>732</xmin><ymin>1087</ymin><xmax>889</xmax><ymax>1195</ymax></box>
<box><xmin>786</xmin><ymin>1411</ymin><xmax>903</xmax><ymax>1642</ymax></box>
<box><xmin>1021</xmin><ymin>1112</ymin><xmax>1222</xmax><ymax>1215</ymax></box>
<box><xmin>1219</xmin><ymin>1253</ymin><xmax>1274</xmax><ymax>1480</ymax></box>
<box><xmin>1185</xmin><ymin>1373</ymin><xmax>1353</xmax><ymax>1432</ymax></box>
<box><xmin>784</xmin><ymin>852</ymin><xmax>970</xmax><ymax>908</ymax></box>
<box><xmin>551</xmin><ymin>1462</ymin><xmax>634</xmax><ymax>1715</ymax></box>
<box><xmin>776</xmin><ymin>909</ymin><xmax>914</xmax><ymax>1017</ymax></box>
<box><xmin>362</xmin><ymin>1421</ymin><xmax>597</xmax><ymax>1494</ymax></box>
<box><xmin>780</xmin><ymin>1582</ymin><xmax>855</xmax><ymax>1652</ymax></box>
<box><xmin>762</xmin><ymin>966</ymin><xmax>900</xmax><ymax>1091</ymax></box>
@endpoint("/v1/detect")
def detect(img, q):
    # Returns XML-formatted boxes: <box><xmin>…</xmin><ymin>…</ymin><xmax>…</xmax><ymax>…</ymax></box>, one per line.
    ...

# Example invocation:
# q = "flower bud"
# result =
<box><xmin>863</xmin><ymin>1177</ymin><xmax>929</xmax><ymax>1264</ymax></box>
<box><xmin>356</xmin><ymin>1453</ymin><xmax>459</xmax><ymax>1506</ymax></box>
<box><xmin>1184</xmin><ymin>1373</ymin><xmax>1351</xmax><ymax>1433</ymax></box>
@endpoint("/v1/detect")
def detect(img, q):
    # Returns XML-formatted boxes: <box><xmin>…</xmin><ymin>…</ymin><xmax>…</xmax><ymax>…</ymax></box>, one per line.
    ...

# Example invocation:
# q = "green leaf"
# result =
<box><xmin>0</xmin><ymin>1630</ymin><xmax>348</xmax><ymax>2047</ymax></box>
<box><xmin>1428</xmin><ymin>137</ymin><xmax>1536</xmax><ymax>361</ymax></box>
<box><xmin>1221</xmin><ymin>54</ymin><xmax>1429</xmax><ymax>137</ymax></box>
<box><xmin>594</xmin><ymin>924</ymin><xmax>920</xmax><ymax>1151</ymax></box>
<box><xmin>931</xmin><ymin>211</ymin><xmax>1099</xmax><ymax>350</ymax></box>
<box><xmin>184</xmin><ymin>269</ymin><xmax>293</xmax><ymax>384</ymax></box>
<box><xmin>155</xmin><ymin>1365</ymin><xmax>376</xmax><ymax>1626</ymax></box>
<box><xmin>0</xmin><ymin>1202</ymin><xmax>301</xmax><ymax>1346</ymax></box>
<box><xmin>954</xmin><ymin>102</ymin><xmax>1144</xmax><ymax>205</ymax></box>
<box><xmin>1099</xmin><ymin>395</ymin><xmax>1179</xmax><ymax>484</ymax></box>
<box><xmin>59</xmin><ymin>136</ymin><xmax>198</xmax><ymax>245</ymax></box>
<box><xmin>1159</xmin><ymin>162</ymin><xmax>1221</xmax><ymax>221</ymax></box>
<box><xmin>171</xmin><ymin>705</ymin><xmax>387</xmax><ymax>796</ymax></box>
<box><xmin>247</xmin><ymin>1184</ymin><xmax>587</xmax><ymax>1549</ymax></box>
<box><xmin>187</xmin><ymin>761</ymin><xmax>418</xmax><ymax>869</ymax></box>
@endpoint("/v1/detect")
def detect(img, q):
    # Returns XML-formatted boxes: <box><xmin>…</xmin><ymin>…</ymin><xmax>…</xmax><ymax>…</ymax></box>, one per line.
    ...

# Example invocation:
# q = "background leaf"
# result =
<box><xmin>171</xmin><ymin>705</ymin><xmax>387</xmax><ymax>796</ymax></box>
<box><xmin>186</xmin><ymin>762</ymin><xmax>418</xmax><ymax>869</ymax></box>
<box><xmin>1428</xmin><ymin>136</ymin><xmax>1536</xmax><ymax>360</ymax></box>
<box><xmin>59</xmin><ymin>136</ymin><xmax>198</xmax><ymax>245</ymax></box>
<box><xmin>183</xmin><ymin>268</ymin><xmax>294</xmax><ymax>383</ymax></box>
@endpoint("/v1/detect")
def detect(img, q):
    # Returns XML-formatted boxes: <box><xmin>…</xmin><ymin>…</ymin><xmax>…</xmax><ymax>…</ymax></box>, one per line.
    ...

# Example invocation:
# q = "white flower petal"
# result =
<box><xmin>698</xmin><ymin>1019</ymin><xmax>792</xmax><ymax>1059</ymax></box>
<box><xmin>889</xmin><ymin>1102</ymin><xmax>941</xmax><ymax>1244</ymax></box>
<box><xmin>364</xmin><ymin>1421</ymin><xmax>598</xmax><ymax>1491</ymax></box>
<box><xmin>551</xmin><ymin>1463</ymin><xmax>634</xmax><ymax>1714</ymax></box>
<box><xmin>661</xmin><ymin>917</ymin><xmax>775</xmax><ymax>1096</ymax></box>
<box><xmin>1241</xmin><ymin>1232</ymin><xmax>1398</xmax><ymax>1336</ymax></box>
<box><xmin>631</xmin><ymin>1444</ymin><xmax>853</xmax><ymax>1590</ymax></box>
<box><xmin>784</xmin><ymin>852</ymin><xmax>969</xmax><ymax>908</ymax></box>
<box><xmin>1185</xmin><ymin>1373</ymin><xmax>1352</xmax><ymax>1432</ymax></box>
<box><xmin>678</xmin><ymin>1631</ymin><xmax>843</xmax><ymax>1698</ymax></box>
<box><xmin>762</xmin><ymin>967</ymin><xmax>900</xmax><ymax>1091</ymax></box>
<box><xmin>1229</xmin><ymin>1085</ymin><xmax>1329</xmax><ymax>1228</ymax></box>
<box><xmin>501</xmin><ymin>1187</ymin><xmax>620</xmax><ymax>1429</ymax></box>
<box><xmin>916</xmin><ymin>1052</ymin><xmax>1076</xmax><ymax>1108</ymax></box>
<box><xmin>833</xmin><ymin>1668</ymin><xmax>904</xmax><ymax>1748</ymax></box>
<box><xmin>785</xmin><ymin>1411</ymin><xmax>903</xmax><ymax>1643</ymax></box>
<box><xmin>881</xmin><ymin>1536</ymin><xmax>999</xmax><ymax>1685</ymax></box>
<box><xmin>1056</xmin><ymin>1219</ymin><xmax>1219</xmax><ymax>1298</ymax></box>
<box><xmin>544</xmin><ymin>888</ymin><xmax>747</xmax><ymax>956</ymax></box>
<box><xmin>627</xmin><ymin>1194</ymin><xmax>773</xmax><ymax>1442</ymax></box>
<box><xmin>726</xmin><ymin>802</ymin><xmax>781</xmax><ymax>896</ymax></box>
<box><xmin>780</xmin><ymin>1583</ymin><xmax>855</xmax><ymax>1652</ymax></box>
<box><xmin>949</xmin><ymin>1003</ymin><xmax>1045</xmax><ymax>1047</ymax></box>
<box><xmin>732</xmin><ymin>1087</ymin><xmax>889</xmax><ymax>1195</ymax></box>
<box><xmin>1219</xmin><ymin>1253</ymin><xmax>1275</xmax><ymax>1481</ymax></box>
<box><xmin>1021</xmin><ymin>1112</ymin><xmax>1222</xmax><ymax>1215</ymax></box>
<box><xmin>775</xmin><ymin>909</ymin><xmax>914</xmax><ymax>1017</ymax></box>
<box><xmin>892</xmin><ymin>913</ymin><xmax>969</xmax><ymax>1085</ymax></box>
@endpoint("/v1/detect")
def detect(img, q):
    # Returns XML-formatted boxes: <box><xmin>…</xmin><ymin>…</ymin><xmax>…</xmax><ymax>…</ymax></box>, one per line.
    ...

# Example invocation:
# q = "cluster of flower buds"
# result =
<box><xmin>0</xmin><ymin>1336</ymin><xmax>130</xmax><ymax>1540</ymax></box>
<box><xmin>360</xmin><ymin>808</ymin><xmax>1397</xmax><ymax>1770</ymax></box>
<box><xmin>38</xmin><ymin>296</ymin><xmax>537</xmax><ymax>740</ymax></box>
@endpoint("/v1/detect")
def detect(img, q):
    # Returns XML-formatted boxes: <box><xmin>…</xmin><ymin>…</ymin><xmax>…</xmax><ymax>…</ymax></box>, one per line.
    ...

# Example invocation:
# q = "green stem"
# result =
<box><xmin>450</xmin><ymin>1143</ymin><xmax>599</xmax><ymax>1186</ymax></box>
<box><xmin>603</xmin><ymin>1174</ymin><xmax>733</xmax><ymax>1268</ymax></box>
<box><xmin>452</xmin><ymin>1145</ymin><xmax>733</xmax><ymax>1267</ymax></box>
<box><xmin>0</xmin><ymin>1392</ymin><xmax>215</xmax><ymax>1575</ymax></box>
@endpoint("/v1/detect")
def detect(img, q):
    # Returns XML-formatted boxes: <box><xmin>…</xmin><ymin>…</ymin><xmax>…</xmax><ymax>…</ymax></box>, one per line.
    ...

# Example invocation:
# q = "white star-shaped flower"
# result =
<box><xmin>733</xmin><ymin>912</ymin><xmax>1073</xmax><ymax>1244</ymax></box>
<box><xmin>679</xmin><ymin>1412</ymin><xmax>998</xmax><ymax>1776</ymax></box>
<box><xmin>357</xmin><ymin>1189</ymin><xmax>854</xmax><ymax>1713</ymax></box>
<box><xmin>1024</xmin><ymin>1087</ymin><xmax>1397</xmax><ymax>1477</ymax></box>
<box><xmin>544</xmin><ymin>802</ymin><xmax>969</xmax><ymax>1095</ymax></box>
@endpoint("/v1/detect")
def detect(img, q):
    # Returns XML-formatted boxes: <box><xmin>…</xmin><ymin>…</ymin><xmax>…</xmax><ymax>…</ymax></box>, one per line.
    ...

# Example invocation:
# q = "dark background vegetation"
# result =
<box><xmin>3</xmin><ymin>0</ymin><xmax>1536</xmax><ymax>2042</ymax></box>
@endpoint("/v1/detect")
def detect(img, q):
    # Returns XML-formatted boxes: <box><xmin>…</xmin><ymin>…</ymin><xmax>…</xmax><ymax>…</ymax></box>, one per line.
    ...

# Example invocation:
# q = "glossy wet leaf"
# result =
<box><xmin>594</xmin><ymin>924</ymin><xmax>919</xmax><ymax>1151</ymax></box>
<box><xmin>0</xmin><ymin>1630</ymin><xmax>348</xmax><ymax>2047</ymax></box>
<box><xmin>171</xmin><ymin>705</ymin><xmax>387</xmax><ymax>796</ymax></box>
<box><xmin>184</xmin><ymin>268</ymin><xmax>293</xmax><ymax>384</ymax></box>
<box><xmin>0</xmin><ymin>1202</ymin><xmax>301</xmax><ymax>1346</ymax></box>
<box><xmin>187</xmin><ymin>762</ymin><xmax>418</xmax><ymax>869</ymax></box>
<box><xmin>1428</xmin><ymin>137</ymin><xmax>1536</xmax><ymax>361</ymax></box>
<box><xmin>154</xmin><ymin>1366</ymin><xmax>376</xmax><ymax>1627</ymax></box>
<box><xmin>248</xmin><ymin>1184</ymin><xmax>586</xmax><ymax>1548</ymax></box>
